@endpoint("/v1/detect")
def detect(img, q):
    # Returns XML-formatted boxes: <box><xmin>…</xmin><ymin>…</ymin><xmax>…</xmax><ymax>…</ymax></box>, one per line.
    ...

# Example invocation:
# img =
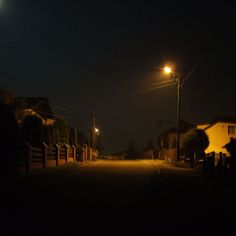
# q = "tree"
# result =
<box><xmin>0</xmin><ymin>101</ymin><xmax>20</xmax><ymax>190</ymax></box>
<box><xmin>145</xmin><ymin>139</ymin><xmax>154</xmax><ymax>151</ymax></box>
<box><xmin>77</xmin><ymin>131</ymin><xmax>88</xmax><ymax>147</ymax></box>
<box><xmin>142</xmin><ymin>139</ymin><xmax>155</xmax><ymax>159</ymax></box>
<box><xmin>52</xmin><ymin>117</ymin><xmax>69</xmax><ymax>145</ymax></box>
<box><xmin>43</xmin><ymin>125</ymin><xmax>54</xmax><ymax>145</ymax></box>
<box><xmin>223</xmin><ymin>138</ymin><xmax>236</xmax><ymax>174</ymax></box>
<box><xmin>0</xmin><ymin>85</ymin><xmax>14</xmax><ymax>106</ymax></box>
<box><xmin>224</xmin><ymin>138</ymin><xmax>236</xmax><ymax>158</ymax></box>
<box><xmin>70</xmin><ymin>127</ymin><xmax>78</xmax><ymax>147</ymax></box>
<box><xmin>22</xmin><ymin>115</ymin><xmax>44</xmax><ymax>146</ymax></box>
<box><xmin>160</xmin><ymin>136</ymin><xmax>169</xmax><ymax>150</ymax></box>
<box><xmin>126</xmin><ymin>141</ymin><xmax>139</xmax><ymax>160</ymax></box>
<box><xmin>182</xmin><ymin>128</ymin><xmax>209</xmax><ymax>167</ymax></box>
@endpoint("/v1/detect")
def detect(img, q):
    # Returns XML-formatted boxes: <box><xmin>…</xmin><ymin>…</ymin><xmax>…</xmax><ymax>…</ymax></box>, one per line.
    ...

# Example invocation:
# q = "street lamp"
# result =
<box><xmin>95</xmin><ymin>128</ymin><xmax>99</xmax><ymax>135</ymax></box>
<box><xmin>94</xmin><ymin>127</ymin><xmax>100</xmax><ymax>150</ymax></box>
<box><xmin>91</xmin><ymin>127</ymin><xmax>99</xmax><ymax>149</ymax></box>
<box><xmin>164</xmin><ymin>67</ymin><xmax>172</xmax><ymax>74</ymax></box>
<box><xmin>164</xmin><ymin>66</ymin><xmax>183</xmax><ymax>163</ymax></box>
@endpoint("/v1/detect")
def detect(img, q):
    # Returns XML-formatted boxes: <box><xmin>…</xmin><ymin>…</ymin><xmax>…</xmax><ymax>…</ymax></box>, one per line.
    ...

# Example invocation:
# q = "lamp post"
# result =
<box><xmin>164</xmin><ymin>67</ymin><xmax>183</xmax><ymax>163</ymax></box>
<box><xmin>94</xmin><ymin>127</ymin><xmax>99</xmax><ymax>149</ymax></box>
<box><xmin>90</xmin><ymin>114</ymin><xmax>100</xmax><ymax>150</ymax></box>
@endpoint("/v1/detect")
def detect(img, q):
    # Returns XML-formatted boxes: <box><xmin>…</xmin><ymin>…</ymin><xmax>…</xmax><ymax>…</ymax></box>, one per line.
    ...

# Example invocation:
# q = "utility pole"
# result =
<box><xmin>154</xmin><ymin>119</ymin><xmax>162</xmax><ymax>159</ymax></box>
<box><xmin>91</xmin><ymin>114</ymin><xmax>96</xmax><ymax>149</ymax></box>
<box><xmin>175</xmin><ymin>73</ymin><xmax>183</xmax><ymax>163</ymax></box>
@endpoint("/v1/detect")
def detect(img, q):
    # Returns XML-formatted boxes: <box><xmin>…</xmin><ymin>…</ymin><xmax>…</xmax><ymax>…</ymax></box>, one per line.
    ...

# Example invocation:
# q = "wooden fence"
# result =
<box><xmin>203</xmin><ymin>152</ymin><xmax>232</xmax><ymax>178</ymax></box>
<box><xmin>18</xmin><ymin>143</ymin><xmax>93</xmax><ymax>172</ymax></box>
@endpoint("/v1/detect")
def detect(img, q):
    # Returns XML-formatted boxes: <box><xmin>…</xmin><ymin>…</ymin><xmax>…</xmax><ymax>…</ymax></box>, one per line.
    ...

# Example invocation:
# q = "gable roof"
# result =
<box><xmin>160</xmin><ymin>120</ymin><xmax>195</xmax><ymax>137</ymax></box>
<box><xmin>14</xmin><ymin>97</ymin><xmax>54</xmax><ymax>119</ymax></box>
<box><xmin>198</xmin><ymin>116</ymin><xmax>236</xmax><ymax>131</ymax></box>
<box><xmin>211</xmin><ymin>116</ymin><xmax>236</xmax><ymax>123</ymax></box>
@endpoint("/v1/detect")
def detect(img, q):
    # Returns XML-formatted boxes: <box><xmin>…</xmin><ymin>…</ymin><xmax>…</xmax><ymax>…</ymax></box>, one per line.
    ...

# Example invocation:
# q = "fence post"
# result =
<box><xmin>72</xmin><ymin>145</ymin><xmax>76</xmax><ymax>162</ymax></box>
<box><xmin>82</xmin><ymin>146</ymin><xmax>85</xmax><ymax>162</ymax></box>
<box><xmin>65</xmin><ymin>144</ymin><xmax>69</xmax><ymax>164</ymax></box>
<box><xmin>25</xmin><ymin>143</ymin><xmax>32</xmax><ymax>172</ymax></box>
<box><xmin>210</xmin><ymin>152</ymin><xmax>215</xmax><ymax>177</ymax></box>
<box><xmin>55</xmin><ymin>144</ymin><xmax>60</xmax><ymax>167</ymax></box>
<box><xmin>217</xmin><ymin>152</ymin><xmax>223</xmax><ymax>178</ymax></box>
<box><xmin>84</xmin><ymin>144</ymin><xmax>88</xmax><ymax>162</ymax></box>
<box><xmin>42</xmin><ymin>142</ymin><xmax>48</xmax><ymax>169</ymax></box>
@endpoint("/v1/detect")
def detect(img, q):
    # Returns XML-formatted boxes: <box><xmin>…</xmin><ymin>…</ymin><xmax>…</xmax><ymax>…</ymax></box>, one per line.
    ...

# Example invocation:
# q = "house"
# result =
<box><xmin>159</xmin><ymin>120</ymin><xmax>195</xmax><ymax>151</ymax></box>
<box><xmin>197</xmin><ymin>116</ymin><xmax>236</xmax><ymax>156</ymax></box>
<box><xmin>158</xmin><ymin>120</ymin><xmax>195</xmax><ymax>160</ymax></box>
<box><xmin>13</xmin><ymin>97</ymin><xmax>55</xmax><ymax>126</ymax></box>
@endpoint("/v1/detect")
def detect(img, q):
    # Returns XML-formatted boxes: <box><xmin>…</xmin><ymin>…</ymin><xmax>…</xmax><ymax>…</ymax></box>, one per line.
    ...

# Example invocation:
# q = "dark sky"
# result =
<box><xmin>0</xmin><ymin>0</ymin><xmax>236</xmax><ymax>152</ymax></box>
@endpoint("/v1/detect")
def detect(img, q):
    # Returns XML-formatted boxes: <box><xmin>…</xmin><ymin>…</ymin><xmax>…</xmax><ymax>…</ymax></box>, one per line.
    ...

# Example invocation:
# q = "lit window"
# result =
<box><xmin>228</xmin><ymin>126</ymin><xmax>235</xmax><ymax>135</ymax></box>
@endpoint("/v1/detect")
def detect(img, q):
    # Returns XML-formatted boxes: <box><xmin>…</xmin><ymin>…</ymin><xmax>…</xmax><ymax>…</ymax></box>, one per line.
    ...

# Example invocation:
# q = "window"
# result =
<box><xmin>228</xmin><ymin>126</ymin><xmax>235</xmax><ymax>135</ymax></box>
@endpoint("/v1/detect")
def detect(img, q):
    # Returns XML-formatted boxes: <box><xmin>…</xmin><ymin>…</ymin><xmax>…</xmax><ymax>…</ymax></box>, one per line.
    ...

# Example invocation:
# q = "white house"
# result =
<box><xmin>197</xmin><ymin>117</ymin><xmax>236</xmax><ymax>156</ymax></box>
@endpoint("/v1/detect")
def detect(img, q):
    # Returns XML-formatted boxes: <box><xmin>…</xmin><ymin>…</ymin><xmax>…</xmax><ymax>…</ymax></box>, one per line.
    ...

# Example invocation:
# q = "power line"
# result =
<box><xmin>50</xmin><ymin>99</ymin><xmax>73</xmax><ymax>110</ymax></box>
<box><xmin>136</xmin><ymin>81</ymin><xmax>175</xmax><ymax>94</ymax></box>
<box><xmin>183</xmin><ymin>60</ymin><xmax>200</xmax><ymax>85</ymax></box>
<box><xmin>136</xmin><ymin>79</ymin><xmax>174</xmax><ymax>92</ymax></box>
<box><xmin>30</xmin><ymin>108</ymin><xmax>76</xmax><ymax>119</ymax></box>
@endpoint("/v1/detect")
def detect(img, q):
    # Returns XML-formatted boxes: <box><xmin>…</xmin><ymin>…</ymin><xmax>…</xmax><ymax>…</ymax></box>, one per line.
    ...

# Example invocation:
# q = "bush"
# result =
<box><xmin>182</xmin><ymin>128</ymin><xmax>209</xmax><ymax>167</ymax></box>
<box><xmin>22</xmin><ymin>115</ymin><xmax>43</xmax><ymax>146</ymax></box>
<box><xmin>0</xmin><ymin>102</ymin><xmax>20</xmax><ymax>188</ymax></box>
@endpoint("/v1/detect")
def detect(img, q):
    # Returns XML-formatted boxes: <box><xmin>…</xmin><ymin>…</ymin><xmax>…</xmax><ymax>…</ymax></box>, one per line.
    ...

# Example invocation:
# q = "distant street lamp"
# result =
<box><xmin>90</xmin><ymin>115</ymin><xmax>100</xmax><ymax>150</ymax></box>
<box><xmin>94</xmin><ymin>127</ymin><xmax>100</xmax><ymax>151</ymax></box>
<box><xmin>164</xmin><ymin>66</ymin><xmax>184</xmax><ymax>163</ymax></box>
<box><xmin>95</xmin><ymin>128</ymin><xmax>99</xmax><ymax>135</ymax></box>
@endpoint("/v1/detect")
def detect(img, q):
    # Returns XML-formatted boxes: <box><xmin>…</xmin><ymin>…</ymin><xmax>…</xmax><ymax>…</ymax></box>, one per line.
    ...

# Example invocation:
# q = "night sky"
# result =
<box><xmin>0</xmin><ymin>0</ymin><xmax>236</xmax><ymax>152</ymax></box>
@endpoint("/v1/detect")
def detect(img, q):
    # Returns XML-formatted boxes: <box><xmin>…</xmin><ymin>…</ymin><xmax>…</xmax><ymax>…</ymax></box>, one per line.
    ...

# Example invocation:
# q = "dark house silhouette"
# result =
<box><xmin>158</xmin><ymin>120</ymin><xmax>195</xmax><ymax>150</ymax></box>
<box><xmin>12</xmin><ymin>97</ymin><xmax>55</xmax><ymax>126</ymax></box>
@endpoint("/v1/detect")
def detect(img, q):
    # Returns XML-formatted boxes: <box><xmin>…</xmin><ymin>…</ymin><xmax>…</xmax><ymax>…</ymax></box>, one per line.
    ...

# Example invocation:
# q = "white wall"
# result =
<box><xmin>198</xmin><ymin>122</ymin><xmax>236</xmax><ymax>155</ymax></box>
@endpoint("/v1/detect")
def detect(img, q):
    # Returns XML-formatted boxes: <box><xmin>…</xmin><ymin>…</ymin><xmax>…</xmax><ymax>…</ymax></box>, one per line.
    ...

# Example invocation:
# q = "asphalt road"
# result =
<box><xmin>3</xmin><ymin>160</ymin><xmax>236</xmax><ymax>235</ymax></box>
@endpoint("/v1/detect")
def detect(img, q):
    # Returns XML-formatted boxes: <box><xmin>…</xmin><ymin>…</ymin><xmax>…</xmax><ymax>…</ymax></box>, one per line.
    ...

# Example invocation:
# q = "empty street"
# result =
<box><xmin>5</xmin><ymin>160</ymin><xmax>234</xmax><ymax>235</ymax></box>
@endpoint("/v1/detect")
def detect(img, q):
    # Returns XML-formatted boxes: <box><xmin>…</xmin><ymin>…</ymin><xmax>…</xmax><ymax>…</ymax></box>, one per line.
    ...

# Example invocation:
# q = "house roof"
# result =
<box><xmin>198</xmin><ymin>116</ymin><xmax>236</xmax><ymax>130</ymax></box>
<box><xmin>14</xmin><ymin>97</ymin><xmax>54</xmax><ymax>119</ymax></box>
<box><xmin>159</xmin><ymin>120</ymin><xmax>195</xmax><ymax>137</ymax></box>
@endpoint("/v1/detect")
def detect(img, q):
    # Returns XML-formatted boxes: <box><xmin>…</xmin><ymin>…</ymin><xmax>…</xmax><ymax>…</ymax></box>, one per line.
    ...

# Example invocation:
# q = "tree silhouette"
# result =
<box><xmin>70</xmin><ymin>127</ymin><xmax>78</xmax><ymax>147</ymax></box>
<box><xmin>224</xmin><ymin>138</ymin><xmax>236</xmax><ymax>158</ymax></box>
<box><xmin>77</xmin><ymin>131</ymin><xmax>88</xmax><ymax>147</ymax></box>
<box><xmin>52</xmin><ymin>117</ymin><xmax>69</xmax><ymax>145</ymax></box>
<box><xmin>182</xmin><ymin>128</ymin><xmax>209</xmax><ymax>167</ymax></box>
<box><xmin>0</xmin><ymin>85</ymin><xmax>14</xmax><ymax>106</ymax></box>
<box><xmin>126</xmin><ymin>141</ymin><xmax>139</xmax><ymax>159</ymax></box>
<box><xmin>44</xmin><ymin>125</ymin><xmax>54</xmax><ymax>145</ymax></box>
<box><xmin>146</xmin><ymin>139</ymin><xmax>154</xmax><ymax>150</ymax></box>
<box><xmin>22</xmin><ymin>115</ymin><xmax>44</xmax><ymax>146</ymax></box>
<box><xmin>0</xmin><ymin>102</ymin><xmax>20</xmax><ymax>192</ymax></box>
<box><xmin>223</xmin><ymin>138</ymin><xmax>236</xmax><ymax>175</ymax></box>
<box><xmin>142</xmin><ymin>139</ymin><xmax>155</xmax><ymax>159</ymax></box>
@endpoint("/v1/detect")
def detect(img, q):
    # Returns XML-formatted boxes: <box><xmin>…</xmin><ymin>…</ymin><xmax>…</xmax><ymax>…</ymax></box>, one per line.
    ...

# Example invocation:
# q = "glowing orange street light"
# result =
<box><xmin>164</xmin><ymin>66</ymin><xmax>172</xmax><ymax>74</ymax></box>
